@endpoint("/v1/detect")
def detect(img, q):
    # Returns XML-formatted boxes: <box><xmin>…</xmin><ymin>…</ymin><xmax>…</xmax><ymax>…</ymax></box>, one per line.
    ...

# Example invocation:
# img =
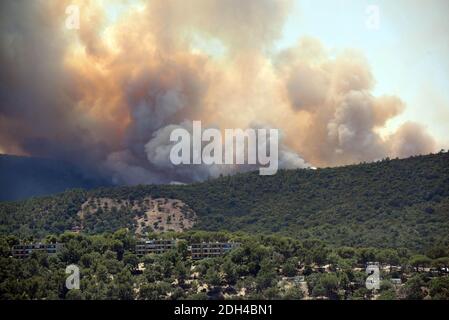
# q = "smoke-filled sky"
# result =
<box><xmin>0</xmin><ymin>0</ymin><xmax>448</xmax><ymax>185</ymax></box>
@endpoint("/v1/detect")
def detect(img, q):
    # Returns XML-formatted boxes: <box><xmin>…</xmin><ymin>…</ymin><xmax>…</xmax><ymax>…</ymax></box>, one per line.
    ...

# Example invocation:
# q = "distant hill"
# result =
<box><xmin>0</xmin><ymin>154</ymin><xmax>111</xmax><ymax>201</ymax></box>
<box><xmin>1</xmin><ymin>152</ymin><xmax>448</xmax><ymax>252</ymax></box>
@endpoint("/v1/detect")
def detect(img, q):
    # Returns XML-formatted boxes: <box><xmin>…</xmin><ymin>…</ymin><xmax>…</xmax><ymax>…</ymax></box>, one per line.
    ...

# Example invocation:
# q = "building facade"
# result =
<box><xmin>11</xmin><ymin>243</ymin><xmax>64</xmax><ymax>259</ymax></box>
<box><xmin>190</xmin><ymin>242</ymin><xmax>240</xmax><ymax>260</ymax></box>
<box><xmin>135</xmin><ymin>239</ymin><xmax>240</xmax><ymax>259</ymax></box>
<box><xmin>135</xmin><ymin>239</ymin><xmax>177</xmax><ymax>256</ymax></box>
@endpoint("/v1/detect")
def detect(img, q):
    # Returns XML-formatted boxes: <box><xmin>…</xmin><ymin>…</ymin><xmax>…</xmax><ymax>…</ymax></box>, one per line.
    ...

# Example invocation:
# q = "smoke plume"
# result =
<box><xmin>0</xmin><ymin>0</ymin><xmax>440</xmax><ymax>184</ymax></box>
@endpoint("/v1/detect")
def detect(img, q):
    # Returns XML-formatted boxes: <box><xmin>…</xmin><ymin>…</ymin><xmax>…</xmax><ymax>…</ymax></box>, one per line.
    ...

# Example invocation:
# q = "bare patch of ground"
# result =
<box><xmin>135</xmin><ymin>198</ymin><xmax>196</xmax><ymax>234</ymax></box>
<box><xmin>77</xmin><ymin>196</ymin><xmax>197</xmax><ymax>234</ymax></box>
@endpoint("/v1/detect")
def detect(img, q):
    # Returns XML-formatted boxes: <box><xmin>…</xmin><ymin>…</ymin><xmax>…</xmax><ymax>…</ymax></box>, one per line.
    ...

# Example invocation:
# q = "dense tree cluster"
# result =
<box><xmin>1</xmin><ymin>230</ymin><xmax>449</xmax><ymax>300</ymax></box>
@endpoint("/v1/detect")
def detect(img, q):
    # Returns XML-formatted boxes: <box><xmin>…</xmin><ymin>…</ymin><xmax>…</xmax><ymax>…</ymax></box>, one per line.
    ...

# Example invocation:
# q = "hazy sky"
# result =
<box><xmin>104</xmin><ymin>0</ymin><xmax>449</xmax><ymax>145</ymax></box>
<box><xmin>278</xmin><ymin>0</ymin><xmax>449</xmax><ymax>146</ymax></box>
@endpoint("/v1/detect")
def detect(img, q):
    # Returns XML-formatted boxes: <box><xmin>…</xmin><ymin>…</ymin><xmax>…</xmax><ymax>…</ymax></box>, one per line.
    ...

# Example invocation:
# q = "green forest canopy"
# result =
<box><xmin>1</xmin><ymin>151</ymin><xmax>448</xmax><ymax>253</ymax></box>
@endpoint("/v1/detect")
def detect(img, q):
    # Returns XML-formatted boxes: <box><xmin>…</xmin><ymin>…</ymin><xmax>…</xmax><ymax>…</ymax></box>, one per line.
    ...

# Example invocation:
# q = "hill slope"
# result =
<box><xmin>1</xmin><ymin>152</ymin><xmax>448</xmax><ymax>251</ymax></box>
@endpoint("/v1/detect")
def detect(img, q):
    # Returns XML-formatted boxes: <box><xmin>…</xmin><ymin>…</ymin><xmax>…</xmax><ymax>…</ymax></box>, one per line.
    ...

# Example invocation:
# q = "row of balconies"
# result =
<box><xmin>135</xmin><ymin>240</ymin><xmax>240</xmax><ymax>259</ymax></box>
<box><xmin>11</xmin><ymin>243</ymin><xmax>64</xmax><ymax>259</ymax></box>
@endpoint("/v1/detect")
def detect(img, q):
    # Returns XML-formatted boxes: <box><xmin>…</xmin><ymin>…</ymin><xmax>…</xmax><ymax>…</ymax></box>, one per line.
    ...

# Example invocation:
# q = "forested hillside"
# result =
<box><xmin>2</xmin><ymin>230</ymin><xmax>449</xmax><ymax>300</ymax></box>
<box><xmin>1</xmin><ymin>152</ymin><xmax>448</xmax><ymax>252</ymax></box>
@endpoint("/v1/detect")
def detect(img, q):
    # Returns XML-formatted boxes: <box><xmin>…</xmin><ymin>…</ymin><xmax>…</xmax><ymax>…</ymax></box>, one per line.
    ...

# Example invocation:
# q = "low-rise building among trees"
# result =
<box><xmin>11</xmin><ymin>243</ymin><xmax>64</xmax><ymax>259</ymax></box>
<box><xmin>135</xmin><ymin>239</ymin><xmax>240</xmax><ymax>259</ymax></box>
<box><xmin>135</xmin><ymin>239</ymin><xmax>177</xmax><ymax>256</ymax></box>
<box><xmin>190</xmin><ymin>242</ymin><xmax>240</xmax><ymax>260</ymax></box>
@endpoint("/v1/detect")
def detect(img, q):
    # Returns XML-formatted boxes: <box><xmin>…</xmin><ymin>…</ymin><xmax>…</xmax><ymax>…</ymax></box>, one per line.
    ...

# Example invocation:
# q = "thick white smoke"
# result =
<box><xmin>0</xmin><ymin>1</ymin><xmax>440</xmax><ymax>185</ymax></box>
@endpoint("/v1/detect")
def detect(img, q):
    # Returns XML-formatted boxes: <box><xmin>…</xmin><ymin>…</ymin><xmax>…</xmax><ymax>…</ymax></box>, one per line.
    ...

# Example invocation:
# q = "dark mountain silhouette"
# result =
<box><xmin>0</xmin><ymin>154</ymin><xmax>111</xmax><ymax>201</ymax></box>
